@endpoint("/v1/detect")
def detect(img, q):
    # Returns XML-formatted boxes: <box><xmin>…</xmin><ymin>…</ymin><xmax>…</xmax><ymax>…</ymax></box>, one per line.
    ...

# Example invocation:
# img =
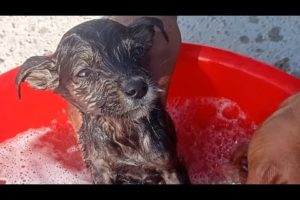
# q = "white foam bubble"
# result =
<box><xmin>0</xmin><ymin>123</ymin><xmax>92</xmax><ymax>184</ymax></box>
<box><xmin>167</xmin><ymin>96</ymin><xmax>257</xmax><ymax>184</ymax></box>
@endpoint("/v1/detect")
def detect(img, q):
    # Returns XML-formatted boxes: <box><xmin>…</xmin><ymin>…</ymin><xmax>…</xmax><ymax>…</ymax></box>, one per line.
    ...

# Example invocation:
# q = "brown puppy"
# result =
<box><xmin>247</xmin><ymin>92</ymin><xmax>300</xmax><ymax>184</ymax></box>
<box><xmin>16</xmin><ymin>17</ymin><xmax>188</xmax><ymax>184</ymax></box>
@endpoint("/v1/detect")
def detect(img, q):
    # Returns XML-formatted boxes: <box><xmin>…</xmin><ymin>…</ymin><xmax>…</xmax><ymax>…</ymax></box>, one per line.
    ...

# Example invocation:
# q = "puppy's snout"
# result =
<box><xmin>124</xmin><ymin>77</ymin><xmax>148</xmax><ymax>99</ymax></box>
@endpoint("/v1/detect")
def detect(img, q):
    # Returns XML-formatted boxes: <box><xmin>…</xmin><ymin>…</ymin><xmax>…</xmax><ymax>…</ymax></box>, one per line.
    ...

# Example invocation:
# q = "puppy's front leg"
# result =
<box><xmin>86</xmin><ymin>159</ymin><xmax>112</xmax><ymax>184</ymax></box>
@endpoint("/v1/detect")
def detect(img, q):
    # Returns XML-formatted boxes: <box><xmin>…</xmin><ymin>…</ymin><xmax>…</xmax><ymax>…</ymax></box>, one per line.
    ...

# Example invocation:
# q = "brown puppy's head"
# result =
<box><xmin>16</xmin><ymin>17</ymin><xmax>168</xmax><ymax>120</ymax></box>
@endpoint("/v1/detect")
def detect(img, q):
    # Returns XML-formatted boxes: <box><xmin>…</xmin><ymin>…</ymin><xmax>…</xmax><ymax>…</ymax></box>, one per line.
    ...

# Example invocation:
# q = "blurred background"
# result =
<box><xmin>0</xmin><ymin>16</ymin><xmax>299</xmax><ymax>77</ymax></box>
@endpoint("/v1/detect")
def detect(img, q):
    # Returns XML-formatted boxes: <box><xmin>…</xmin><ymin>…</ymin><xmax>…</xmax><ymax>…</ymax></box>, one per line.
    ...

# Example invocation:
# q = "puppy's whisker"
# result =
<box><xmin>152</xmin><ymin>106</ymin><xmax>161</xmax><ymax>111</ymax></box>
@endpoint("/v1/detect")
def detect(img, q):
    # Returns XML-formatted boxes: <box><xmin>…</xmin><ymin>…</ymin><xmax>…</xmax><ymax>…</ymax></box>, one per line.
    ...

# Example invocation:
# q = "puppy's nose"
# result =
<box><xmin>124</xmin><ymin>77</ymin><xmax>148</xmax><ymax>99</ymax></box>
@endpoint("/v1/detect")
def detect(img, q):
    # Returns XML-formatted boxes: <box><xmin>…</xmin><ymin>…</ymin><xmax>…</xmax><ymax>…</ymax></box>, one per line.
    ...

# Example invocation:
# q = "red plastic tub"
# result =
<box><xmin>167</xmin><ymin>43</ymin><xmax>300</xmax><ymax>122</ymax></box>
<box><xmin>1</xmin><ymin>43</ymin><xmax>300</xmax><ymax>184</ymax></box>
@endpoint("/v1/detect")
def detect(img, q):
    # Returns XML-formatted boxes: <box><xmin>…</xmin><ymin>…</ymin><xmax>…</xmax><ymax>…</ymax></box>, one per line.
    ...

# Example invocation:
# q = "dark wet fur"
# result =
<box><xmin>16</xmin><ymin>17</ymin><xmax>189</xmax><ymax>184</ymax></box>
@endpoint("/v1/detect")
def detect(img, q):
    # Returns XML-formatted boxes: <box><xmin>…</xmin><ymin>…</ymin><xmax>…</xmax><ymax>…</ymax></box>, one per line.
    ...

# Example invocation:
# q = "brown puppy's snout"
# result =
<box><xmin>123</xmin><ymin>76</ymin><xmax>148</xmax><ymax>99</ymax></box>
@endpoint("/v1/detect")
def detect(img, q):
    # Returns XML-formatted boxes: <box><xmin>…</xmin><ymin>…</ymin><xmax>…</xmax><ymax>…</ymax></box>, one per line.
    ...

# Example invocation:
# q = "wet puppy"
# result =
<box><xmin>16</xmin><ymin>17</ymin><xmax>189</xmax><ymax>184</ymax></box>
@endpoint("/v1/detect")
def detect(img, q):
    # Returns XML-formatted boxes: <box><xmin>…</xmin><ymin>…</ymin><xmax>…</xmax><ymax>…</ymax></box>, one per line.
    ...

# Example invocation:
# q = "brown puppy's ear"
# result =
<box><xmin>128</xmin><ymin>17</ymin><xmax>169</xmax><ymax>51</ymax></box>
<box><xmin>231</xmin><ymin>139</ymin><xmax>249</xmax><ymax>183</ymax></box>
<box><xmin>15</xmin><ymin>56</ymin><xmax>58</xmax><ymax>99</ymax></box>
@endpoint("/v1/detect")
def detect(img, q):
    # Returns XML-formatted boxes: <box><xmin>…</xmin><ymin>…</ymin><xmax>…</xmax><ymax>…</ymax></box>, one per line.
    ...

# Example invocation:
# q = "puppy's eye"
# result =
<box><xmin>77</xmin><ymin>68</ymin><xmax>92</xmax><ymax>78</ymax></box>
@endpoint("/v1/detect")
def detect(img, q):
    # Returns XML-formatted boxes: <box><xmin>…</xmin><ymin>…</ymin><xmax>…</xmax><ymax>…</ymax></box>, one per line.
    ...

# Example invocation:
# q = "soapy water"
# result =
<box><xmin>167</xmin><ymin>97</ymin><xmax>257</xmax><ymax>184</ymax></box>
<box><xmin>0</xmin><ymin>96</ymin><xmax>256</xmax><ymax>184</ymax></box>
<box><xmin>0</xmin><ymin>120</ymin><xmax>92</xmax><ymax>184</ymax></box>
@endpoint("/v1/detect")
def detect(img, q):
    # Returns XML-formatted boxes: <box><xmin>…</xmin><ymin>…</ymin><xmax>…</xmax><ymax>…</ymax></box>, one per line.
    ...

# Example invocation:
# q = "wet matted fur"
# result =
<box><xmin>16</xmin><ymin>17</ymin><xmax>189</xmax><ymax>184</ymax></box>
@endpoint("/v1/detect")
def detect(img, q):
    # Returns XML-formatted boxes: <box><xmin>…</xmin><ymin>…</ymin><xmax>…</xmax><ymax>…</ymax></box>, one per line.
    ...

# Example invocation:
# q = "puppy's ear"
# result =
<box><xmin>128</xmin><ymin>17</ymin><xmax>169</xmax><ymax>51</ymax></box>
<box><xmin>16</xmin><ymin>56</ymin><xmax>59</xmax><ymax>99</ymax></box>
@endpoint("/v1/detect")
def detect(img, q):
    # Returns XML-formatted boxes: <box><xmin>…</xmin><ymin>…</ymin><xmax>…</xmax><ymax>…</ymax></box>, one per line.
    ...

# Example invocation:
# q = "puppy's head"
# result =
<box><xmin>16</xmin><ymin>17</ymin><xmax>168</xmax><ymax>120</ymax></box>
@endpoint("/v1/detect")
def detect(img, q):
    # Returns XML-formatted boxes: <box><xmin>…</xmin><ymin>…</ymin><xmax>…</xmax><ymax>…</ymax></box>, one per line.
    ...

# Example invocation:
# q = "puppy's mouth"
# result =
<box><xmin>91</xmin><ymin>99</ymin><xmax>152</xmax><ymax>120</ymax></box>
<box><xmin>122</xmin><ymin>103</ymin><xmax>152</xmax><ymax>120</ymax></box>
